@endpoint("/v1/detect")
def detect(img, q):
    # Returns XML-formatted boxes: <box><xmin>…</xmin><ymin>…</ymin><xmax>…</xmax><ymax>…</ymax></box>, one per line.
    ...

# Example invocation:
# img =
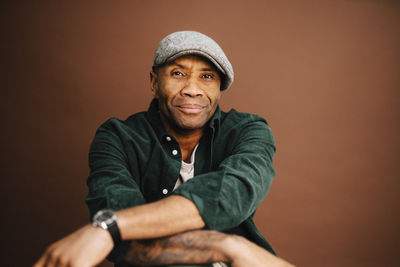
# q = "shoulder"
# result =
<box><xmin>221</xmin><ymin>108</ymin><xmax>268</xmax><ymax>125</ymax></box>
<box><xmin>97</xmin><ymin>111</ymin><xmax>147</xmax><ymax>132</ymax></box>
<box><xmin>218</xmin><ymin>108</ymin><xmax>274</xmax><ymax>144</ymax></box>
<box><xmin>219</xmin><ymin>108</ymin><xmax>272</xmax><ymax>134</ymax></box>
<box><xmin>93</xmin><ymin>111</ymin><xmax>152</xmax><ymax>142</ymax></box>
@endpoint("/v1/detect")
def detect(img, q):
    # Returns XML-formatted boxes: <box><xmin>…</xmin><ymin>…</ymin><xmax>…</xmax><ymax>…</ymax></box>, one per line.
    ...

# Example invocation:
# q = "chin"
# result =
<box><xmin>173</xmin><ymin>114</ymin><xmax>209</xmax><ymax>130</ymax></box>
<box><xmin>179</xmin><ymin>123</ymin><xmax>204</xmax><ymax>131</ymax></box>
<box><xmin>177</xmin><ymin>120</ymin><xmax>207</xmax><ymax>131</ymax></box>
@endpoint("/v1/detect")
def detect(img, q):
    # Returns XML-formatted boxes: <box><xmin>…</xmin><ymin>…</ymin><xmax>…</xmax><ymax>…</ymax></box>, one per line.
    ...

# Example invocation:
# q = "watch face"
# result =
<box><xmin>93</xmin><ymin>210</ymin><xmax>116</xmax><ymax>226</ymax></box>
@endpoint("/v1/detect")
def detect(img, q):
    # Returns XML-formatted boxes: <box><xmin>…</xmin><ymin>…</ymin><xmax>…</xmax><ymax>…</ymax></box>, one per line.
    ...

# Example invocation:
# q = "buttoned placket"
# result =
<box><xmin>161</xmin><ymin>134</ymin><xmax>181</xmax><ymax>196</ymax></box>
<box><xmin>165</xmin><ymin>135</ymin><xmax>180</xmax><ymax>154</ymax></box>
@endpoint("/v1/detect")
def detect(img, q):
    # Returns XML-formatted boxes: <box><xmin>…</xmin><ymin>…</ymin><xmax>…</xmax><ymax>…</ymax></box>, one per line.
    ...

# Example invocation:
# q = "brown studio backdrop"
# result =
<box><xmin>1</xmin><ymin>1</ymin><xmax>399</xmax><ymax>266</ymax></box>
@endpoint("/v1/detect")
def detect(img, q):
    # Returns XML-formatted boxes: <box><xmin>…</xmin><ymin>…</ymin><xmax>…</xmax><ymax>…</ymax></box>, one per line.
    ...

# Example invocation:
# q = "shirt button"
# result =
<box><xmin>166</xmin><ymin>136</ymin><xmax>172</xmax><ymax>141</ymax></box>
<box><xmin>172</xmin><ymin>149</ymin><xmax>178</xmax><ymax>156</ymax></box>
<box><xmin>162</xmin><ymin>189</ymin><xmax>168</xmax><ymax>195</ymax></box>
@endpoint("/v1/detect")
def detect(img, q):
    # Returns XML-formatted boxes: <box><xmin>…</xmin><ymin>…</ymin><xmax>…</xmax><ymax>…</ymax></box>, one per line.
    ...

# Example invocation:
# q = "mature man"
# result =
<box><xmin>35</xmin><ymin>31</ymin><xmax>293</xmax><ymax>267</ymax></box>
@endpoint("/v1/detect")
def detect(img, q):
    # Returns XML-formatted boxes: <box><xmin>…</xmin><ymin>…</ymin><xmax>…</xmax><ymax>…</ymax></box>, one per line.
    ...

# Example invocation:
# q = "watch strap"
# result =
<box><xmin>107</xmin><ymin>220</ymin><xmax>122</xmax><ymax>245</ymax></box>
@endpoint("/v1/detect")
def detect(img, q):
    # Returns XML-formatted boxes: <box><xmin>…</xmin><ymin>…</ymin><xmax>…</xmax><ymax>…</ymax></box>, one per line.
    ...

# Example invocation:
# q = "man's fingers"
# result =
<box><xmin>33</xmin><ymin>254</ymin><xmax>46</xmax><ymax>267</ymax></box>
<box><xmin>33</xmin><ymin>246</ymin><xmax>61</xmax><ymax>267</ymax></box>
<box><xmin>33</xmin><ymin>246</ymin><xmax>53</xmax><ymax>267</ymax></box>
<box><xmin>33</xmin><ymin>252</ymin><xmax>54</xmax><ymax>267</ymax></box>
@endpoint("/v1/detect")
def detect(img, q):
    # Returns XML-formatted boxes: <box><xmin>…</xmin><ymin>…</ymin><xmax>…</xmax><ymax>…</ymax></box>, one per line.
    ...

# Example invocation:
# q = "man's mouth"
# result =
<box><xmin>176</xmin><ymin>104</ymin><xmax>205</xmax><ymax>114</ymax></box>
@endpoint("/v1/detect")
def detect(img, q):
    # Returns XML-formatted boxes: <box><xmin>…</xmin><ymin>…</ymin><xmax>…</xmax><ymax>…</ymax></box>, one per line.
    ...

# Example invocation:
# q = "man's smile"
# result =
<box><xmin>175</xmin><ymin>104</ymin><xmax>206</xmax><ymax>114</ymax></box>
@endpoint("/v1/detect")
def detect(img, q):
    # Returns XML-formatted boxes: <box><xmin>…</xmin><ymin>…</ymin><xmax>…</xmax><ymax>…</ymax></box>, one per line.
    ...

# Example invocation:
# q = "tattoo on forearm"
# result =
<box><xmin>123</xmin><ymin>230</ymin><xmax>229</xmax><ymax>266</ymax></box>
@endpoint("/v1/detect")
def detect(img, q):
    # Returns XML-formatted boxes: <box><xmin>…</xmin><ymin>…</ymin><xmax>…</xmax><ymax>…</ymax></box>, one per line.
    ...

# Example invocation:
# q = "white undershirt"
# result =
<box><xmin>173</xmin><ymin>144</ymin><xmax>198</xmax><ymax>191</ymax></box>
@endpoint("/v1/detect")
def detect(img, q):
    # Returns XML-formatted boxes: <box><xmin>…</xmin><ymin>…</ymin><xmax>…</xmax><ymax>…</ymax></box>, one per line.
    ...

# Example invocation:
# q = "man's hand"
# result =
<box><xmin>33</xmin><ymin>224</ymin><xmax>113</xmax><ymax>267</ymax></box>
<box><xmin>34</xmin><ymin>196</ymin><xmax>204</xmax><ymax>267</ymax></box>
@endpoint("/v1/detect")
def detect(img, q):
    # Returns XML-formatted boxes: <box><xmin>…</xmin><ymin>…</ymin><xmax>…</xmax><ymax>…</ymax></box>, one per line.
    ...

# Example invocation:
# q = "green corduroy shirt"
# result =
<box><xmin>86</xmin><ymin>99</ymin><xmax>277</xmax><ymax>262</ymax></box>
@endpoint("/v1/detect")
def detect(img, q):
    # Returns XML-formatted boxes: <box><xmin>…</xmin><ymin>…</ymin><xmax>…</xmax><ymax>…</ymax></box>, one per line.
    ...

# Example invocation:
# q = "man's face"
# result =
<box><xmin>151</xmin><ymin>55</ymin><xmax>221</xmax><ymax>132</ymax></box>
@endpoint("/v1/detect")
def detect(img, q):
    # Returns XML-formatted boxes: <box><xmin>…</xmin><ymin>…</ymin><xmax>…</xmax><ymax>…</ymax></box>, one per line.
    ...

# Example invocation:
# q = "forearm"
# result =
<box><xmin>117</xmin><ymin>195</ymin><xmax>205</xmax><ymax>240</ymax></box>
<box><xmin>123</xmin><ymin>230</ymin><xmax>295</xmax><ymax>267</ymax></box>
<box><xmin>123</xmin><ymin>230</ymin><xmax>230</xmax><ymax>266</ymax></box>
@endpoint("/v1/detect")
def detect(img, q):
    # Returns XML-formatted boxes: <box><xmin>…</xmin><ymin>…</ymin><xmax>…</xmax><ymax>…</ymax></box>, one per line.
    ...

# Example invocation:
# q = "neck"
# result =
<box><xmin>160</xmin><ymin>116</ymin><xmax>204</xmax><ymax>163</ymax></box>
<box><xmin>175</xmin><ymin>130</ymin><xmax>203</xmax><ymax>163</ymax></box>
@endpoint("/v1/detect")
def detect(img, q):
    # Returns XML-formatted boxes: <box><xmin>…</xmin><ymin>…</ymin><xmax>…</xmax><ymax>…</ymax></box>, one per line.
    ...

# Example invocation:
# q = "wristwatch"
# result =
<box><xmin>92</xmin><ymin>209</ymin><xmax>122</xmax><ymax>245</ymax></box>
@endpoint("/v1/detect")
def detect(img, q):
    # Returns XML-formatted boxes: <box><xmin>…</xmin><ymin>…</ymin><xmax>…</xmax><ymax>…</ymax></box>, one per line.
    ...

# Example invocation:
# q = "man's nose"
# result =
<box><xmin>181</xmin><ymin>77</ymin><xmax>203</xmax><ymax>97</ymax></box>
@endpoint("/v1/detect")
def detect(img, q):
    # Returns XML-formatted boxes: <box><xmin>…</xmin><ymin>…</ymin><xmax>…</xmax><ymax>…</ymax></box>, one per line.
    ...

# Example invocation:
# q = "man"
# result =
<box><xmin>35</xmin><ymin>31</ymin><xmax>294</xmax><ymax>267</ymax></box>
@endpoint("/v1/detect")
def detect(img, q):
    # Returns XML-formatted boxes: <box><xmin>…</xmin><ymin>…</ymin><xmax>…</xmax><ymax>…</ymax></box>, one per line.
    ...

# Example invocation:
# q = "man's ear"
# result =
<box><xmin>150</xmin><ymin>71</ymin><xmax>159</xmax><ymax>98</ymax></box>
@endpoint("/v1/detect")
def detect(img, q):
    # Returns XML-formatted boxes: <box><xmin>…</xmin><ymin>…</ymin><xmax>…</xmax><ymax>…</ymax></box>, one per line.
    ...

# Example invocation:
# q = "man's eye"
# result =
<box><xmin>202</xmin><ymin>74</ymin><xmax>213</xmax><ymax>79</ymax></box>
<box><xmin>172</xmin><ymin>71</ymin><xmax>183</xmax><ymax>76</ymax></box>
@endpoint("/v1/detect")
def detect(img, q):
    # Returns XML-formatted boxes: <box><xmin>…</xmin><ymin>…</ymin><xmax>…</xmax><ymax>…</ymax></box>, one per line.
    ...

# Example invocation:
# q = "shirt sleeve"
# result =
<box><xmin>172</xmin><ymin>119</ymin><xmax>276</xmax><ymax>231</ymax></box>
<box><xmin>86</xmin><ymin>120</ymin><xmax>147</xmax><ymax>218</ymax></box>
<box><xmin>86</xmin><ymin>120</ymin><xmax>148</xmax><ymax>263</ymax></box>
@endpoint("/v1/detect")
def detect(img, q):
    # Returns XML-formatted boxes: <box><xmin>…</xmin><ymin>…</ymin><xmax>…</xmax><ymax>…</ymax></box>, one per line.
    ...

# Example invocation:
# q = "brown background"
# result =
<box><xmin>1</xmin><ymin>1</ymin><xmax>399</xmax><ymax>266</ymax></box>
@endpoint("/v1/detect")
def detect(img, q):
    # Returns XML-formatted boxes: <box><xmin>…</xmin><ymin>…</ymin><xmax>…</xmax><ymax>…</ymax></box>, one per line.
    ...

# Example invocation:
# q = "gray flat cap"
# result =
<box><xmin>153</xmin><ymin>31</ymin><xmax>234</xmax><ymax>91</ymax></box>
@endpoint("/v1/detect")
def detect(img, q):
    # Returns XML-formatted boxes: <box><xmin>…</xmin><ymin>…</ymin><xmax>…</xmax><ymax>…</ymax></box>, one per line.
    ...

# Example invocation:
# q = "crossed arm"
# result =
<box><xmin>34</xmin><ymin>195</ymin><xmax>294</xmax><ymax>267</ymax></box>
